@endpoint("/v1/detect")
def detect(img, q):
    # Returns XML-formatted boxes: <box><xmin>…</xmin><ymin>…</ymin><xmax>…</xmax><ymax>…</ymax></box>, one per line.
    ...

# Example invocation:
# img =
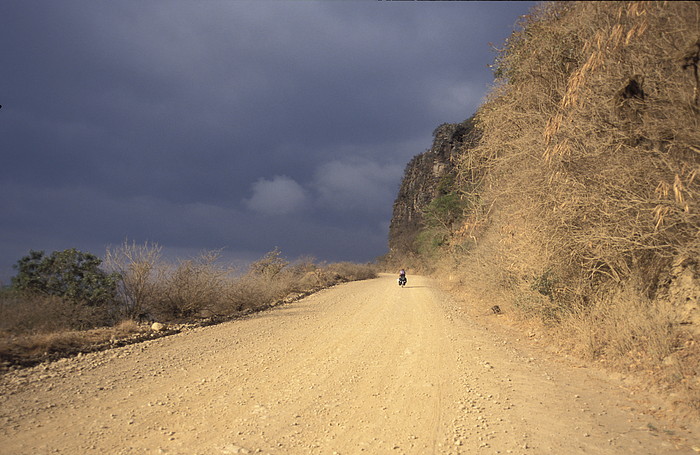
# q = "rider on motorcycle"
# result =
<box><xmin>398</xmin><ymin>269</ymin><xmax>407</xmax><ymax>286</ymax></box>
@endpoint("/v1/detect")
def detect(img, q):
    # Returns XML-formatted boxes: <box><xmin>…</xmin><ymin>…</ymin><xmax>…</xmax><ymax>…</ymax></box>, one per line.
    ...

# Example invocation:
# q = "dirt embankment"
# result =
<box><xmin>1</xmin><ymin>274</ymin><xmax>698</xmax><ymax>454</ymax></box>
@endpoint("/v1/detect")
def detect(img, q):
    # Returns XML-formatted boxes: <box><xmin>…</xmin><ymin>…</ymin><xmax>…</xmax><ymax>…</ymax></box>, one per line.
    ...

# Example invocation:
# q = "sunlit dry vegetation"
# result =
<box><xmin>417</xmin><ymin>1</ymin><xmax>700</xmax><ymax>410</ymax></box>
<box><xmin>0</xmin><ymin>242</ymin><xmax>377</xmax><ymax>369</ymax></box>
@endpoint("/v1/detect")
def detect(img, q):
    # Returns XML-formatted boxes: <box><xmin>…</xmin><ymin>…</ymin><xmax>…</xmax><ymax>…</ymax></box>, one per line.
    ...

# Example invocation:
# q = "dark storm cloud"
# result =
<box><xmin>0</xmin><ymin>0</ymin><xmax>535</xmax><ymax>282</ymax></box>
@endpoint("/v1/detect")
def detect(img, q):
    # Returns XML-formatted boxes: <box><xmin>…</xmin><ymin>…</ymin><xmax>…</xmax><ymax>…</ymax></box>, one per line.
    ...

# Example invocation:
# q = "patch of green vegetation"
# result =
<box><xmin>12</xmin><ymin>249</ymin><xmax>119</xmax><ymax>306</ymax></box>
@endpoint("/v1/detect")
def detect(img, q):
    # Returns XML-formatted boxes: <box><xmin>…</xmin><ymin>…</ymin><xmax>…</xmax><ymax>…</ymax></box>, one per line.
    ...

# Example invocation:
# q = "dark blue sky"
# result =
<box><xmin>0</xmin><ymin>0</ymin><xmax>535</xmax><ymax>282</ymax></box>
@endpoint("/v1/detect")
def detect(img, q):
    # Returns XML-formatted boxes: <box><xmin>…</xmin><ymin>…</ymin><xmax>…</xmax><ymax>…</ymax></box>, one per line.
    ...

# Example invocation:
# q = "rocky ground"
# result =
<box><xmin>1</xmin><ymin>274</ymin><xmax>698</xmax><ymax>454</ymax></box>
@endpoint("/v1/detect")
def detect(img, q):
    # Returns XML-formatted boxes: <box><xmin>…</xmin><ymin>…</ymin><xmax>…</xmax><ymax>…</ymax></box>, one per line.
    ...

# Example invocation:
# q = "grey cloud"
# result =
<box><xmin>313</xmin><ymin>159</ymin><xmax>404</xmax><ymax>213</ymax></box>
<box><xmin>244</xmin><ymin>176</ymin><xmax>308</xmax><ymax>216</ymax></box>
<box><xmin>0</xmin><ymin>0</ymin><xmax>535</xmax><ymax>282</ymax></box>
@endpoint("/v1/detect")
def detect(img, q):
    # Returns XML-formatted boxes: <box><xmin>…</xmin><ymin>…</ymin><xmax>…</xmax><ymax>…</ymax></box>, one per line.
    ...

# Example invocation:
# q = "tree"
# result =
<box><xmin>12</xmin><ymin>248</ymin><xmax>118</xmax><ymax>306</ymax></box>
<box><xmin>422</xmin><ymin>191</ymin><xmax>466</xmax><ymax>231</ymax></box>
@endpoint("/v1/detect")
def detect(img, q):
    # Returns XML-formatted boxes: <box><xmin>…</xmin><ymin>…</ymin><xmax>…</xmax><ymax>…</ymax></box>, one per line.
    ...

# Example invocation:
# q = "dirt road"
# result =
<box><xmin>1</xmin><ymin>274</ymin><xmax>697</xmax><ymax>454</ymax></box>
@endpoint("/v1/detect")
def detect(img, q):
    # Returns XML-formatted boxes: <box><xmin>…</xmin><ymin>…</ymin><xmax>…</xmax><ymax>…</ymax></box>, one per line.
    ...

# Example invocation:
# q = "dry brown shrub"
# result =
<box><xmin>212</xmin><ymin>258</ymin><xmax>377</xmax><ymax>317</ymax></box>
<box><xmin>220</xmin><ymin>273</ymin><xmax>291</xmax><ymax>314</ymax></box>
<box><xmin>325</xmin><ymin>262</ymin><xmax>378</xmax><ymax>282</ymax></box>
<box><xmin>100</xmin><ymin>246</ymin><xmax>377</xmax><ymax>321</ymax></box>
<box><xmin>104</xmin><ymin>240</ymin><xmax>163</xmax><ymax>319</ymax></box>
<box><xmin>456</xmin><ymin>0</ymin><xmax>700</xmax><ymax>307</ymax></box>
<box><xmin>445</xmin><ymin>1</ymin><xmax>700</xmax><ymax>408</ymax></box>
<box><xmin>0</xmin><ymin>292</ymin><xmax>113</xmax><ymax>334</ymax></box>
<box><xmin>558</xmin><ymin>283</ymin><xmax>679</xmax><ymax>362</ymax></box>
<box><xmin>152</xmin><ymin>250</ymin><xmax>235</xmax><ymax>321</ymax></box>
<box><xmin>113</xmin><ymin>319</ymin><xmax>141</xmax><ymax>334</ymax></box>
<box><xmin>209</xmin><ymin>250</ymin><xmax>295</xmax><ymax>316</ymax></box>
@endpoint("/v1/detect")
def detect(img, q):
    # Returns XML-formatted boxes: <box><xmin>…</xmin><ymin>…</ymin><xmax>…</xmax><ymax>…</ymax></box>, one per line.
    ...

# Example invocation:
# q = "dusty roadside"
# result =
<box><xmin>1</xmin><ymin>274</ymin><xmax>698</xmax><ymax>454</ymax></box>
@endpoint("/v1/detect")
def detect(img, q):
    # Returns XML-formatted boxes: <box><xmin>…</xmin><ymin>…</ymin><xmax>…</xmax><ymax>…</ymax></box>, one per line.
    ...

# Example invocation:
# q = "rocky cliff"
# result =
<box><xmin>388</xmin><ymin>117</ymin><xmax>478</xmax><ymax>256</ymax></box>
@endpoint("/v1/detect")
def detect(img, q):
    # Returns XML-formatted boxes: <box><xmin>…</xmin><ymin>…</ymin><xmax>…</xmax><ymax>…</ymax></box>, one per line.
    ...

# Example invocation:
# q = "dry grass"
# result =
<box><xmin>0</xmin><ymin>292</ymin><xmax>115</xmax><ymax>334</ymax></box>
<box><xmin>420</xmin><ymin>1</ymin><xmax>700</xmax><ymax>413</ymax></box>
<box><xmin>554</xmin><ymin>282</ymin><xmax>700</xmax><ymax>410</ymax></box>
<box><xmin>325</xmin><ymin>262</ymin><xmax>378</xmax><ymax>282</ymax></box>
<box><xmin>1</xmin><ymin>248</ymin><xmax>377</xmax><ymax>369</ymax></box>
<box><xmin>558</xmin><ymin>284</ymin><xmax>679</xmax><ymax>363</ymax></box>
<box><xmin>213</xmin><ymin>260</ymin><xmax>378</xmax><ymax>316</ymax></box>
<box><xmin>0</xmin><ymin>319</ymin><xmax>149</xmax><ymax>370</ymax></box>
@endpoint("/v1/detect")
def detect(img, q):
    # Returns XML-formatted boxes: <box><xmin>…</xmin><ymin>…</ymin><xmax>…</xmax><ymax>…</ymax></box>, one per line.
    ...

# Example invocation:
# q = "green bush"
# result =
<box><xmin>422</xmin><ymin>192</ymin><xmax>466</xmax><ymax>231</ymax></box>
<box><xmin>12</xmin><ymin>249</ymin><xmax>118</xmax><ymax>306</ymax></box>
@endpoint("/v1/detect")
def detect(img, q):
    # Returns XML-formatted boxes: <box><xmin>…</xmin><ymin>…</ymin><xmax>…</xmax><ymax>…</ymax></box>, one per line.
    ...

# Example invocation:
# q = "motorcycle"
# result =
<box><xmin>398</xmin><ymin>276</ymin><xmax>407</xmax><ymax>287</ymax></box>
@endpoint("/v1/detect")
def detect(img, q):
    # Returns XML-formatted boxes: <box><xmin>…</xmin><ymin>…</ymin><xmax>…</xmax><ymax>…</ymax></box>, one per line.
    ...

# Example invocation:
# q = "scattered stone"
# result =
<box><xmin>151</xmin><ymin>322</ymin><xmax>166</xmax><ymax>332</ymax></box>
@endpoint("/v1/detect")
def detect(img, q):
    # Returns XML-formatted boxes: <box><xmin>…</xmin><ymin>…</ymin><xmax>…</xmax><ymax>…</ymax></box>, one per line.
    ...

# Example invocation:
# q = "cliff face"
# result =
<box><xmin>388</xmin><ymin>118</ymin><xmax>477</xmax><ymax>256</ymax></box>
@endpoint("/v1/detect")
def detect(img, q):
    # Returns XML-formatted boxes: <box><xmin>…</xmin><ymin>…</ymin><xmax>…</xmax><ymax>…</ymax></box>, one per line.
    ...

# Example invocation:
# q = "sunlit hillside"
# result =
<box><xmin>390</xmin><ymin>1</ymin><xmax>700</xmax><ymax>412</ymax></box>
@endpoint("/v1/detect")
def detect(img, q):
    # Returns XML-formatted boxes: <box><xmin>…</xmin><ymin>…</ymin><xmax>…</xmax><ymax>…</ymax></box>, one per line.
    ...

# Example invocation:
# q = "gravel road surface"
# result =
<box><xmin>1</xmin><ymin>274</ymin><xmax>697</xmax><ymax>454</ymax></box>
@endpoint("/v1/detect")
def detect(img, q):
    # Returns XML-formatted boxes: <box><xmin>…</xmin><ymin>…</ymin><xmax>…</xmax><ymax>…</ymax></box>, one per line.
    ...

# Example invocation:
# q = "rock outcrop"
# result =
<box><xmin>388</xmin><ymin>118</ymin><xmax>478</xmax><ymax>256</ymax></box>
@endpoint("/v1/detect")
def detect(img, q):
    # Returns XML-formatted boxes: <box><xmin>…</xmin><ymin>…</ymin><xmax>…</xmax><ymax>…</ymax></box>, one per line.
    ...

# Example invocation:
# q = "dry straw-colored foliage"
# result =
<box><xmin>445</xmin><ymin>1</ymin><xmax>700</xmax><ymax>410</ymax></box>
<box><xmin>457</xmin><ymin>0</ymin><xmax>700</xmax><ymax>301</ymax></box>
<box><xmin>104</xmin><ymin>240</ymin><xmax>163</xmax><ymax>319</ymax></box>
<box><xmin>2</xmin><ymin>245</ymin><xmax>377</xmax><ymax>369</ymax></box>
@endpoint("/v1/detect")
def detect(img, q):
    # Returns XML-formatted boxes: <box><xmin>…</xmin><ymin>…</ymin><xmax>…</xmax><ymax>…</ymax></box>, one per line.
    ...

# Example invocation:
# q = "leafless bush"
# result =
<box><xmin>220</xmin><ymin>274</ymin><xmax>288</xmax><ymax>314</ymax></box>
<box><xmin>215</xmin><ymin>252</ymin><xmax>317</xmax><ymax>316</ymax></box>
<box><xmin>248</xmin><ymin>248</ymin><xmax>289</xmax><ymax>278</ymax></box>
<box><xmin>104</xmin><ymin>240</ymin><xmax>163</xmax><ymax>319</ymax></box>
<box><xmin>207</xmin><ymin>249</ymin><xmax>296</xmax><ymax>317</ymax></box>
<box><xmin>209</xmin><ymin>255</ymin><xmax>377</xmax><ymax>317</ymax></box>
<box><xmin>284</xmin><ymin>257</ymin><xmax>326</xmax><ymax>290</ymax></box>
<box><xmin>149</xmin><ymin>250</ymin><xmax>235</xmax><ymax>321</ymax></box>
